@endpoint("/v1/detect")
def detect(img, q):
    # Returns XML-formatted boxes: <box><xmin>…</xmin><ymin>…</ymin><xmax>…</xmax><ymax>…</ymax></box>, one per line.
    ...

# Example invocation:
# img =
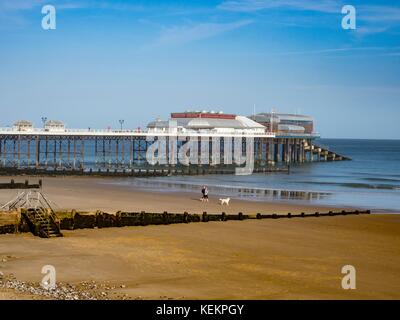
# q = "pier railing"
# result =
<box><xmin>0</xmin><ymin>127</ymin><xmax>275</xmax><ymax>138</ymax></box>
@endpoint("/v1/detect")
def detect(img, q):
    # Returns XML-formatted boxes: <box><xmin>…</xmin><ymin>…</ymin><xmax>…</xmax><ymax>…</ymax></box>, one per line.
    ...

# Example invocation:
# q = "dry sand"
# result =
<box><xmin>0</xmin><ymin>215</ymin><xmax>399</xmax><ymax>300</ymax></box>
<box><xmin>0</xmin><ymin>176</ymin><xmax>399</xmax><ymax>300</ymax></box>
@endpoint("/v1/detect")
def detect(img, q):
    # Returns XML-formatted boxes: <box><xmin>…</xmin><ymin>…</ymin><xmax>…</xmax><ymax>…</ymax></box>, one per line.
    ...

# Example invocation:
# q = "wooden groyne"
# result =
<box><xmin>0</xmin><ymin>179</ymin><xmax>42</xmax><ymax>189</ymax></box>
<box><xmin>0</xmin><ymin>209</ymin><xmax>371</xmax><ymax>236</ymax></box>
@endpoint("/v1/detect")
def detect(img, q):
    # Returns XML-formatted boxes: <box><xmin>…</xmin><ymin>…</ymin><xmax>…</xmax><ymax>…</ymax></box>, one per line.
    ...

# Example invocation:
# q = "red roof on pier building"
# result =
<box><xmin>171</xmin><ymin>112</ymin><xmax>236</xmax><ymax>120</ymax></box>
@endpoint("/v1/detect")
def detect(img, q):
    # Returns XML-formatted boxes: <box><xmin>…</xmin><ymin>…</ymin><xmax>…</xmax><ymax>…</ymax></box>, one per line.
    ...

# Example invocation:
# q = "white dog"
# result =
<box><xmin>219</xmin><ymin>197</ymin><xmax>230</xmax><ymax>205</ymax></box>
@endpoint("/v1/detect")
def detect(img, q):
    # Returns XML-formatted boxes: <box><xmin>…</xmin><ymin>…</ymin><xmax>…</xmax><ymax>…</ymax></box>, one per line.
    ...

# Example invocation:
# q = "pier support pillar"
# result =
<box><xmin>82</xmin><ymin>138</ymin><xmax>85</xmax><ymax>170</ymax></box>
<box><xmin>274</xmin><ymin>141</ymin><xmax>280</xmax><ymax>163</ymax></box>
<box><xmin>284</xmin><ymin>139</ymin><xmax>290</xmax><ymax>164</ymax></box>
<box><xmin>35</xmin><ymin>137</ymin><xmax>39</xmax><ymax>169</ymax></box>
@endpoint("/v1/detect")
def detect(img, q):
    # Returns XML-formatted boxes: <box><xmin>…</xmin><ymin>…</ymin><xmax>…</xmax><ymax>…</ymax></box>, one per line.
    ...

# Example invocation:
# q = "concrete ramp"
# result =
<box><xmin>304</xmin><ymin>142</ymin><xmax>351</xmax><ymax>162</ymax></box>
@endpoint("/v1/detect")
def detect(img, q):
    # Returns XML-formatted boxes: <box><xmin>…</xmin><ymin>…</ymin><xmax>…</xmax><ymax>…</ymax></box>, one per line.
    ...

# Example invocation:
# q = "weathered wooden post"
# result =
<box><xmin>163</xmin><ymin>211</ymin><xmax>169</xmax><ymax>224</ymax></box>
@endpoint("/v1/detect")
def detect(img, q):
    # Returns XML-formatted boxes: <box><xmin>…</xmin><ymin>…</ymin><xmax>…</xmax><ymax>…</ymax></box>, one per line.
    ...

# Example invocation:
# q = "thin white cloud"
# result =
<box><xmin>269</xmin><ymin>46</ymin><xmax>396</xmax><ymax>57</ymax></box>
<box><xmin>154</xmin><ymin>20</ymin><xmax>253</xmax><ymax>46</ymax></box>
<box><xmin>354</xmin><ymin>25</ymin><xmax>389</xmax><ymax>36</ymax></box>
<box><xmin>354</xmin><ymin>5</ymin><xmax>400</xmax><ymax>35</ymax></box>
<box><xmin>0</xmin><ymin>1</ymin><xmax>206</xmax><ymax>14</ymax></box>
<box><xmin>218</xmin><ymin>0</ymin><xmax>341</xmax><ymax>13</ymax></box>
<box><xmin>0</xmin><ymin>0</ymin><xmax>124</xmax><ymax>12</ymax></box>
<box><xmin>359</xmin><ymin>5</ymin><xmax>400</xmax><ymax>23</ymax></box>
<box><xmin>0</xmin><ymin>0</ymin><xmax>46</xmax><ymax>11</ymax></box>
<box><xmin>0</xmin><ymin>0</ymin><xmax>86</xmax><ymax>11</ymax></box>
<box><xmin>218</xmin><ymin>0</ymin><xmax>400</xmax><ymax>35</ymax></box>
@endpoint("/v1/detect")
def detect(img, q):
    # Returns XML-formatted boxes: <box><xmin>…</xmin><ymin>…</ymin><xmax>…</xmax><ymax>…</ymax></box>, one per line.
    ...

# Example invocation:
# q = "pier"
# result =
<box><xmin>0</xmin><ymin>113</ymin><xmax>350</xmax><ymax>175</ymax></box>
<box><xmin>0</xmin><ymin>128</ymin><xmax>349</xmax><ymax>175</ymax></box>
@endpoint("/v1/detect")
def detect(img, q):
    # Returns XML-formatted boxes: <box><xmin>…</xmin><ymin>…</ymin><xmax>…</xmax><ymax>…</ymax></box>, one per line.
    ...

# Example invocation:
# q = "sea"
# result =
<box><xmin>107</xmin><ymin>139</ymin><xmax>400</xmax><ymax>213</ymax></box>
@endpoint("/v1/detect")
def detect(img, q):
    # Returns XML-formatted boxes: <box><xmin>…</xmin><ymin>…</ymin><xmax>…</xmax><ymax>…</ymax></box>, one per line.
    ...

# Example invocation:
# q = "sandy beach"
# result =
<box><xmin>0</xmin><ymin>214</ymin><xmax>399</xmax><ymax>299</ymax></box>
<box><xmin>0</xmin><ymin>176</ymin><xmax>399</xmax><ymax>300</ymax></box>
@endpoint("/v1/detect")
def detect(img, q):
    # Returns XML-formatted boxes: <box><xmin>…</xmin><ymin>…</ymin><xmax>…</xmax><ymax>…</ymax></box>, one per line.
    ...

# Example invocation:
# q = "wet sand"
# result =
<box><xmin>0</xmin><ymin>176</ymin><xmax>399</xmax><ymax>300</ymax></box>
<box><xmin>0</xmin><ymin>176</ymin><xmax>350</xmax><ymax>214</ymax></box>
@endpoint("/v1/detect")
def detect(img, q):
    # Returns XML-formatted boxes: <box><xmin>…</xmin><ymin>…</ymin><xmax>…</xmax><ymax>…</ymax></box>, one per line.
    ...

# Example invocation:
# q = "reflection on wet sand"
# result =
<box><xmin>121</xmin><ymin>178</ymin><xmax>331</xmax><ymax>202</ymax></box>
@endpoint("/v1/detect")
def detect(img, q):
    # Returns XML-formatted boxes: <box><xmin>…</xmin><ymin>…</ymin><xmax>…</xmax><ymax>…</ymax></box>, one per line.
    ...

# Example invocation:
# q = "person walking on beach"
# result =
<box><xmin>204</xmin><ymin>186</ymin><xmax>209</xmax><ymax>202</ymax></box>
<box><xmin>201</xmin><ymin>186</ymin><xmax>206</xmax><ymax>201</ymax></box>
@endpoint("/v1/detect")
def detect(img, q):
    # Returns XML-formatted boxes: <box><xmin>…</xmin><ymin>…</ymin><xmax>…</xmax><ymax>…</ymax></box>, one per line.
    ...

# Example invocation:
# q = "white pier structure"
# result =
<box><xmin>0</xmin><ymin>111</ymin><xmax>346</xmax><ymax>175</ymax></box>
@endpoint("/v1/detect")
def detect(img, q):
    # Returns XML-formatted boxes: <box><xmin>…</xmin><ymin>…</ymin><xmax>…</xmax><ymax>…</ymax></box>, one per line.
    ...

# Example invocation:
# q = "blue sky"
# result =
<box><xmin>0</xmin><ymin>0</ymin><xmax>399</xmax><ymax>139</ymax></box>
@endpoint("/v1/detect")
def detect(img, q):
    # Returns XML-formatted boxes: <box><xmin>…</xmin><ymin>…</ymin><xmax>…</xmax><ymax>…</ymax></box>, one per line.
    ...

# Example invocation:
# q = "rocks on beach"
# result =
<box><xmin>0</xmin><ymin>274</ymin><xmax>129</xmax><ymax>300</ymax></box>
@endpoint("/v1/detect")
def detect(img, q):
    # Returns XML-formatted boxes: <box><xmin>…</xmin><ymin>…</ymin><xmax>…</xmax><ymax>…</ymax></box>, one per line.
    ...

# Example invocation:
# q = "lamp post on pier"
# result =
<box><xmin>119</xmin><ymin>119</ymin><xmax>124</xmax><ymax>131</ymax></box>
<box><xmin>41</xmin><ymin>117</ymin><xmax>47</xmax><ymax>129</ymax></box>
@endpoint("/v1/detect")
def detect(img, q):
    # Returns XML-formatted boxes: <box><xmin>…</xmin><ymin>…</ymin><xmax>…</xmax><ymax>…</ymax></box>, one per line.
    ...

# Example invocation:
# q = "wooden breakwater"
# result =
<box><xmin>0</xmin><ymin>179</ymin><xmax>42</xmax><ymax>189</ymax></box>
<box><xmin>0</xmin><ymin>209</ymin><xmax>371</xmax><ymax>236</ymax></box>
<box><xmin>0</xmin><ymin>210</ymin><xmax>31</xmax><ymax>235</ymax></box>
